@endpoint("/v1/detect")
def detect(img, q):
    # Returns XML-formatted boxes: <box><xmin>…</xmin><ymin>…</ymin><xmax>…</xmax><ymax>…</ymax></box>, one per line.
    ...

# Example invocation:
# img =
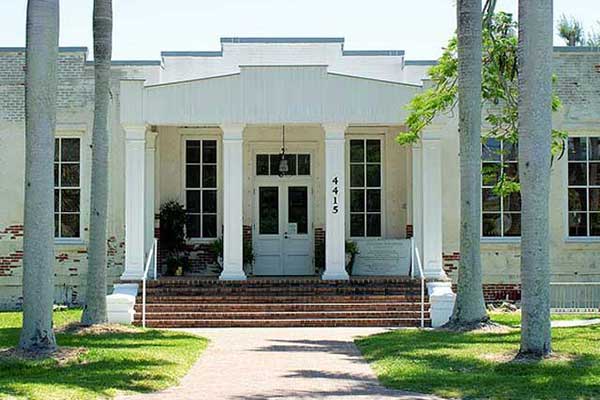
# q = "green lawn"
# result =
<box><xmin>0</xmin><ymin>309</ymin><xmax>208</xmax><ymax>400</ymax></box>
<box><xmin>356</xmin><ymin>312</ymin><xmax>600</xmax><ymax>400</ymax></box>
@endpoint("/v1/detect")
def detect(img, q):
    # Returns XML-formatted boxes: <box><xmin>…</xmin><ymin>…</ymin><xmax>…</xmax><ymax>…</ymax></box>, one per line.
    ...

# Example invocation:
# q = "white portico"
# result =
<box><xmin>118</xmin><ymin>63</ymin><xmax>447</xmax><ymax>283</ymax></box>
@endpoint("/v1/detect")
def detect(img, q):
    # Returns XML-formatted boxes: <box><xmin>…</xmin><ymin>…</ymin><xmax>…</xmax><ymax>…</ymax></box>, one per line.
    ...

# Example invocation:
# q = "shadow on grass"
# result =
<box><xmin>0</xmin><ymin>325</ymin><xmax>207</xmax><ymax>399</ymax></box>
<box><xmin>356</xmin><ymin>327</ymin><xmax>600</xmax><ymax>400</ymax></box>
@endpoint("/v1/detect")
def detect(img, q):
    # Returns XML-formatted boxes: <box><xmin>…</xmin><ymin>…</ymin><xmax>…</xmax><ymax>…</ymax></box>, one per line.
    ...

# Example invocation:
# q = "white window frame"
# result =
<box><xmin>481</xmin><ymin>139</ymin><xmax>521</xmax><ymax>240</ymax></box>
<box><xmin>54</xmin><ymin>136</ymin><xmax>82</xmax><ymax>240</ymax></box>
<box><xmin>566</xmin><ymin>136</ymin><xmax>600</xmax><ymax>239</ymax></box>
<box><xmin>181</xmin><ymin>134</ymin><xmax>221</xmax><ymax>241</ymax></box>
<box><xmin>346</xmin><ymin>136</ymin><xmax>384</xmax><ymax>239</ymax></box>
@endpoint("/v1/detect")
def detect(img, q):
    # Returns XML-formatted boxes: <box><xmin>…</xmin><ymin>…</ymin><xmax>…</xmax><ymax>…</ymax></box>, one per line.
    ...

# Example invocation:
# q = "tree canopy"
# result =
<box><xmin>398</xmin><ymin>11</ymin><xmax>566</xmax><ymax>196</ymax></box>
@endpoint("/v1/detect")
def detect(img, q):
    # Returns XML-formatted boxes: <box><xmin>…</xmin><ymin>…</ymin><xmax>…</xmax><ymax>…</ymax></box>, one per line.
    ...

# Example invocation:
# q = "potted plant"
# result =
<box><xmin>345</xmin><ymin>240</ymin><xmax>359</xmax><ymax>275</ymax></box>
<box><xmin>243</xmin><ymin>239</ymin><xmax>255</xmax><ymax>275</ymax></box>
<box><xmin>210</xmin><ymin>237</ymin><xmax>224</xmax><ymax>272</ymax></box>
<box><xmin>210</xmin><ymin>237</ymin><xmax>254</xmax><ymax>275</ymax></box>
<box><xmin>159</xmin><ymin>200</ymin><xmax>188</xmax><ymax>276</ymax></box>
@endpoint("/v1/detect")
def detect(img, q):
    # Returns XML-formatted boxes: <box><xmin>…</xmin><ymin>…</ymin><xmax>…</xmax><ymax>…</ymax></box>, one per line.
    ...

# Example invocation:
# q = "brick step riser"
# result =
<box><xmin>134</xmin><ymin>311</ymin><xmax>431</xmax><ymax>320</ymax></box>
<box><xmin>139</xmin><ymin>296</ymin><xmax>427</xmax><ymax>304</ymax></box>
<box><xmin>134</xmin><ymin>303</ymin><xmax>429</xmax><ymax>312</ymax></box>
<box><xmin>143</xmin><ymin>287</ymin><xmax>423</xmax><ymax>295</ymax></box>
<box><xmin>139</xmin><ymin>290</ymin><xmax>421</xmax><ymax>298</ymax></box>
<box><xmin>144</xmin><ymin>279</ymin><xmax>418</xmax><ymax>289</ymax></box>
<box><xmin>134</xmin><ymin>319</ymin><xmax>432</xmax><ymax>328</ymax></box>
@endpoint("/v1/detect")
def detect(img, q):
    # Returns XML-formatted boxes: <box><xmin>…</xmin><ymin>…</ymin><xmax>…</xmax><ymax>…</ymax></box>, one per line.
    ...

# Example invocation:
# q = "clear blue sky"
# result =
<box><xmin>0</xmin><ymin>0</ymin><xmax>598</xmax><ymax>60</ymax></box>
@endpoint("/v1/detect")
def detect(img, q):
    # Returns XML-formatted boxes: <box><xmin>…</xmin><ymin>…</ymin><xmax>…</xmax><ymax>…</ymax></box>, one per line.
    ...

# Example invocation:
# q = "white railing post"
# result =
<box><xmin>410</xmin><ymin>237</ymin><xmax>415</xmax><ymax>278</ymax></box>
<box><xmin>141</xmin><ymin>239</ymin><xmax>156</xmax><ymax>329</ymax></box>
<box><xmin>412</xmin><ymin>244</ymin><xmax>426</xmax><ymax>329</ymax></box>
<box><xmin>142</xmin><ymin>277</ymin><xmax>147</xmax><ymax>328</ymax></box>
<box><xmin>153</xmin><ymin>238</ymin><xmax>158</xmax><ymax>279</ymax></box>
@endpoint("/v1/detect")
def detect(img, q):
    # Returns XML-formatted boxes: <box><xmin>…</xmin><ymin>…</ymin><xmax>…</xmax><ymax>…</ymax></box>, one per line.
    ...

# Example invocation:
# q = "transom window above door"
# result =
<box><xmin>256</xmin><ymin>154</ymin><xmax>311</xmax><ymax>176</ymax></box>
<box><xmin>185</xmin><ymin>139</ymin><xmax>218</xmax><ymax>239</ymax></box>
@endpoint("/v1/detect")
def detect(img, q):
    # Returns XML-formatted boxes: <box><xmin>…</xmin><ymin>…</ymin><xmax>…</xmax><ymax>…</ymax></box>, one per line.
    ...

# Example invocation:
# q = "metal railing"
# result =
<box><xmin>550</xmin><ymin>282</ymin><xmax>600</xmax><ymax>313</ymax></box>
<box><xmin>410</xmin><ymin>238</ymin><xmax>426</xmax><ymax>328</ymax></box>
<box><xmin>142</xmin><ymin>238</ymin><xmax>158</xmax><ymax>328</ymax></box>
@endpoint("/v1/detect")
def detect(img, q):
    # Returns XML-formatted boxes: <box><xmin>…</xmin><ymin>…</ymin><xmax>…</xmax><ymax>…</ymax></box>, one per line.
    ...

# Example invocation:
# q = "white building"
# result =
<box><xmin>1</xmin><ymin>38</ymin><xmax>599</xmax><ymax>326</ymax></box>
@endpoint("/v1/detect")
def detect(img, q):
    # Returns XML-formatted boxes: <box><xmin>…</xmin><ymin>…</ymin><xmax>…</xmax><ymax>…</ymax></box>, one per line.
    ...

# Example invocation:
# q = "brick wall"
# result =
<box><xmin>444</xmin><ymin>251</ymin><xmax>522</xmax><ymax>302</ymax></box>
<box><xmin>0</xmin><ymin>223</ymin><xmax>125</xmax><ymax>310</ymax></box>
<box><xmin>554</xmin><ymin>50</ymin><xmax>600</xmax><ymax>118</ymax></box>
<box><xmin>0</xmin><ymin>49</ymin><xmax>93</xmax><ymax>123</ymax></box>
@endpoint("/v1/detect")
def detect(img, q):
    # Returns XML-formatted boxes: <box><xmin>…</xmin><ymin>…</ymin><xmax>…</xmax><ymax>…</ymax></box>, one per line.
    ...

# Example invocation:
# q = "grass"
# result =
<box><xmin>0</xmin><ymin>309</ymin><xmax>208</xmax><ymax>400</ymax></box>
<box><xmin>356</xmin><ymin>312</ymin><xmax>600</xmax><ymax>400</ymax></box>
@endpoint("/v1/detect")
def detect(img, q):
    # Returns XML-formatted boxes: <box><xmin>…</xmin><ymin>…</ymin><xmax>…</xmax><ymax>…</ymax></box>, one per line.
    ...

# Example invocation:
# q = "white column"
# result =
<box><xmin>411</xmin><ymin>143</ymin><xmax>423</xmax><ymax>268</ymax></box>
<box><xmin>420</xmin><ymin>134</ymin><xmax>446</xmax><ymax>279</ymax></box>
<box><xmin>220</xmin><ymin>124</ymin><xmax>246</xmax><ymax>280</ymax></box>
<box><xmin>322</xmin><ymin>124</ymin><xmax>349</xmax><ymax>280</ymax></box>
<box><xmin>122</xmin><ymin>126</ymin><xmax>147</xmax><ymax>280</ymax></box>
<box><xmin>144</xmin><ymin>131</ymin><xmax>157</xmax><ymax>275</ymax></box>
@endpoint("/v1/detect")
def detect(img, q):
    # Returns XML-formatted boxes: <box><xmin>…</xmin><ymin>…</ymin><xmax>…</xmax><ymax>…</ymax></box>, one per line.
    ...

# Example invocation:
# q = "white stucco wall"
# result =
<box><xmin>439</xmin><ymin>50</ymin><xmax>600</xmax><ymax>285</ymax></box>
<box><xmin>155</xmin><ymin>125</ymin><xmax>409</xmax><ymax>240</ymax></box>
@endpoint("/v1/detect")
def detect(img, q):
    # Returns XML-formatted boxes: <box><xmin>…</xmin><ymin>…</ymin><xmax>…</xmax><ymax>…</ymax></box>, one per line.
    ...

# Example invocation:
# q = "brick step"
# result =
<box><xmin>134</xmin><ymin>310</ymin><xmax>430</xmax><ymax>321</ymax></box>
<box><xmin>134</xmin><ymin>302</ymin><xmax>429</xmax><ymax>313</ymax></box>
<box><xmin>134</xmin><ymin>318</ymin><xmax>431</xmax><ymax>328</ymax></box>
<box><xmin>139</xmin><ymin>295</ymin><xmax>427</xmax><ymax>304</ymax></box>
<box><xmin>142</xmin><ymin>288</ymin><xmax>423</xmax><ymax>297</ymax></box>
<box><xmin>143</xmin><ymin>277</ymin><xmax>417</xmax><ymax>289</ymax></box>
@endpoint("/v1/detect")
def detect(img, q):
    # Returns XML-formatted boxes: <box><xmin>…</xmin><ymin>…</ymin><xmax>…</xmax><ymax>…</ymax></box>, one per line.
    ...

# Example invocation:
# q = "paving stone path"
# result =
<box><xmin>551</xmin><ymin>318</ymin><xmax>600</xmax><ymax>328</ymax></box>
<box><xmin>118</xmin><ymin>327</ymin><xmax>442</xmax><ymax>400</ymax></box>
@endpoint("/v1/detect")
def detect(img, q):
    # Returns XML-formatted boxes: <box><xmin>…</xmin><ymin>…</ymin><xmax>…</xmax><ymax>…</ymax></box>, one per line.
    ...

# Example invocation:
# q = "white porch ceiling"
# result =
<box><xmin>139</xmin><ymin>66</ymin><xmax>421</xmax><ymax>126</ymax></box>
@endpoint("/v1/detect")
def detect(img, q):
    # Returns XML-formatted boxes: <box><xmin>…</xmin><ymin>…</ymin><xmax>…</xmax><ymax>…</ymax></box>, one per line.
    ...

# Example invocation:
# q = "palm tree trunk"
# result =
<box><xmin>518</xmin><ymin>0</ymin><xmax>553</xmax><ymax>356</ymax></box>
<box><xmin>19</xmin><ymin>0</ymin><xmax>59</xmax><ymax>352</ymax></box>
<box><xmin>81</xmin><ymin>0</ymin><xmax>112</xmax><ymax>325</ymax></box>
<box><xmin>449</xmin><ymin>0</ymin><xmax>488</xmax><ymax>327</ymax></box>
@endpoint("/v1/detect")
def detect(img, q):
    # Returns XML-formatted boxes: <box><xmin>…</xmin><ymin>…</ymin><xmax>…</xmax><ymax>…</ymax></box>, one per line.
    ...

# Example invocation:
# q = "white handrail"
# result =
<box><xmin>411</xmin><ymin>238</ymin><xmax>426</xmax><ymax>328</ymax></box>
<box><xmin>142</xmin><ymin>238</ymin><xmax>158</xmax><ymax>329</ymax></box>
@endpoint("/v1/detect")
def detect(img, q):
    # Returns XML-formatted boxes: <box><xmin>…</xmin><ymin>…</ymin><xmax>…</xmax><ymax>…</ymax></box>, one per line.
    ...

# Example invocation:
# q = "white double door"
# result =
<box><xmin>253</xmin><ymin>179</ymin><xmax>313</xmax><ymax>276</ymax></box>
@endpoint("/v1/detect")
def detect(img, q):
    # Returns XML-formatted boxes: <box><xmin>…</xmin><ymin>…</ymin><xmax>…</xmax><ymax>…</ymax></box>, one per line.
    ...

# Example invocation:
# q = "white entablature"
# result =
<box><xmin>122</xmin><ymin>66</ymin><xmax>421</xmax><ymax>127</ymax></box>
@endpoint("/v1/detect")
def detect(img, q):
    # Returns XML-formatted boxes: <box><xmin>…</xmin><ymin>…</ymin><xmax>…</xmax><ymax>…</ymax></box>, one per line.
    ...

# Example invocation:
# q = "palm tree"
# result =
<box><xmin>557</xmin><ymin>14</ymin><xmax>584</xmax><ymax>46</ymax></box>
<box><xmin>81</xmin><ymin>0</ymin><xmax>113</xmax><ymax>325</ymax></box>
<box><xmin>19</xmin><ymin>0</ymin><xmax>59</xmax><ymax>352</ymax></box>
<box><xmin>518</xmin><ymin>0</ymin><xmax>553</xmax><ymax>357</ymax></box>
<box><xmin>447</xmin><ymin>0</ymin><xmax>489</xmax><ymax>328</ymax></box>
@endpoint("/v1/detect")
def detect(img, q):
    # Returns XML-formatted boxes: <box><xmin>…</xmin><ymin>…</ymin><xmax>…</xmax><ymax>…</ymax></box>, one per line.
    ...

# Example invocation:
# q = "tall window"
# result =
<box><xmin>349</xmin><ymin>139</ymin><xmax>382</xmax><ymax>237</ymax></box>
<box><xmin>567</xmin><ymin>137</ymin><xmax>600</xmax><ymax>237</ymax></box>
<box><xmin>185</xmin><ymin>140</ymin><xmax>217</xmax><ymax>238</ymax></box>
<box><xmin>481</xmin><ymin>139</ymin><xmax>521</xmax><ymax>237</ymax></box>
<box><xmin>54</xmin><ymin>138</ymin><xmax>81</xmax><ymax>238</ymax></box>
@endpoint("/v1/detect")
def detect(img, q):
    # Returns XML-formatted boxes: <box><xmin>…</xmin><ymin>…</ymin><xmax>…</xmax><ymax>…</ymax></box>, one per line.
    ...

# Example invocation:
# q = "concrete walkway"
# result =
<box><xmin>118</xmin><ymin>327</ymin><xmax>441</xmax><ymax>400</ymax></box>
<box><xmin>551</xmin><ymin>318</ymin><xmax>600</xmax><ymax>328</ymax></box>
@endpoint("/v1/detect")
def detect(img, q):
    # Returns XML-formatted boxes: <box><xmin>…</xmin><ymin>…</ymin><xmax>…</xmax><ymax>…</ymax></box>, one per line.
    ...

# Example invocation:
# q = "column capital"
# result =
<box><xmin>322</xmin><ymin>123</ymin><xmax>348</xmax><ymax>140</ymax></box>
<box><xmin>145</xmin><ymin>131</ymin><xmax>158</xmax><ymax>150</ymax></box>
<box><xmin>420</xmin><ymin>125</ymin><xmax>444</xmax><ymax>141</ymax></box>
<box><xmin>123</xmin><ymin>125</ymin><xmax>147</xmax><ymax>141</ymax></box>
<box><xmin>220</xmin><ymin>123</ymin><xmax>245</xmax><ymax>140</ymax></box>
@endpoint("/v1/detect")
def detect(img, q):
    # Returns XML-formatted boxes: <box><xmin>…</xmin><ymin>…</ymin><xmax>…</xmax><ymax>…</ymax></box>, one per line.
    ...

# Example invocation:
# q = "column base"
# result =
<box><xmin>321</xmin><ymin>269</ymin><xmax>349</xmax><ymax>280</ymax></box>
<box><xmin>424</xmin><ymin>269</ymin><xmax>449</xmax><ymax>280</ymax></box>
<box><xmin>120</xmin><ymin>271</ymin><xmax>144</xmax><ymax>281</ymax></box>
<box><xmin>427</xmin><ymin>281</ymin><xmax>456</xmax><ymax>328</ymax></box>
<box><xmin>219</xmin><ymin>270</ymin><xmax>247</xmax><ymax>281</ymax></box>
<box><xmin>107</xmin><ymin>283</ymin><xmax>138</xmax><ymax>325</ymax></box>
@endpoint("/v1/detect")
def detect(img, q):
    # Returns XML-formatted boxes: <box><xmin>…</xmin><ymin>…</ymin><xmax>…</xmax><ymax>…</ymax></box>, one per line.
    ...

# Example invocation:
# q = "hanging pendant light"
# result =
<box><xmin>278</xmin><ymin>125</ymin><xmax>289</xmax><ymax>177</ymax></box>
